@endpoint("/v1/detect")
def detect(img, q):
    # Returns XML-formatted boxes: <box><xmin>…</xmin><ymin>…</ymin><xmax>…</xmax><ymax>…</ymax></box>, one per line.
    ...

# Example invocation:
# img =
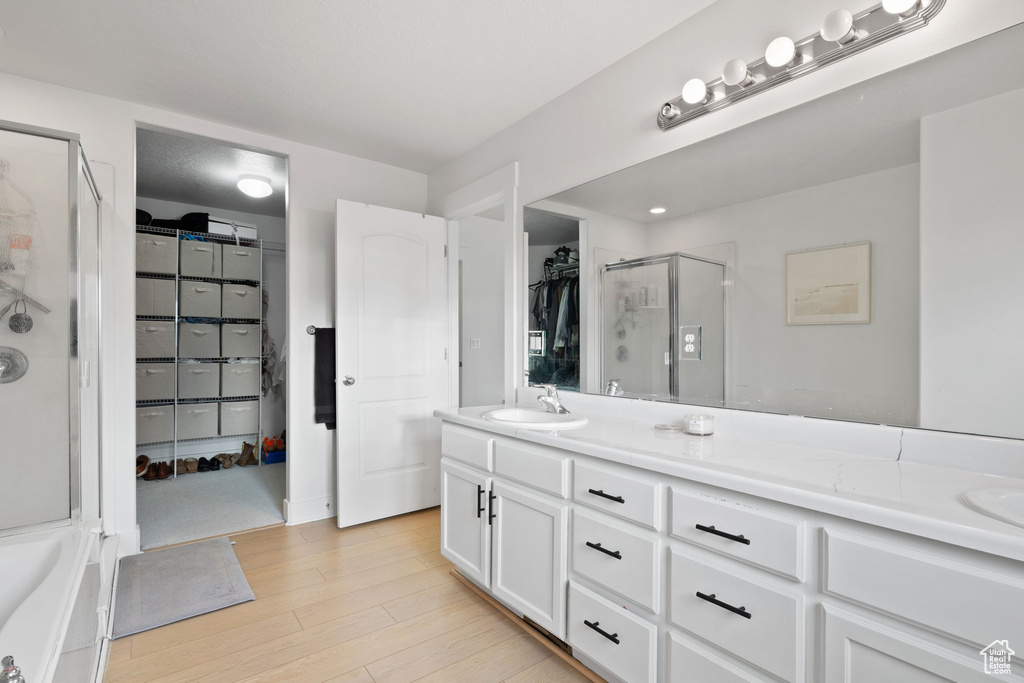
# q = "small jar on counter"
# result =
<box><xmin>683</xmin><ymin>414</ymin><xmax>714</xmax><ymax>436</ymax></box>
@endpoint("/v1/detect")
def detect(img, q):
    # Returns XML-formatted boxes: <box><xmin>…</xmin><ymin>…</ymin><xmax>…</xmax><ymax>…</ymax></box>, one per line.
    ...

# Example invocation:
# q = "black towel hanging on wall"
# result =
<box><xmin>314</xmin><ymin>328</ymin><xmax>336</xmax><ymax>430</ymax></box>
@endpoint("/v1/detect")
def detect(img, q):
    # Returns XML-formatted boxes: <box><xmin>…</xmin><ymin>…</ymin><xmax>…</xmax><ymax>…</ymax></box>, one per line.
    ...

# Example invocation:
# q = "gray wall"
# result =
<box><xmin>920</xmin><ymin>87</ymin><xmax>1024</xmax><ymax>439</ymax></box>
<box><xmin>646</xmin><ymin>164</ymin><xmax>921</xmax><ymax>425</ymax></box>
<box><xmin>459</xmin><ymin>215</ymin><xmax>505</xmax><ymax>407</ymax></box>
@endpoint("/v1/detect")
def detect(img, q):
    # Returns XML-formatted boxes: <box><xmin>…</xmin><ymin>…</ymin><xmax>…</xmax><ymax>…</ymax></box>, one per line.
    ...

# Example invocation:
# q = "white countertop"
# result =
<box><xmin>436</xmin><ymin>405</ymin><xmax>1024</xmax><ymax>562</ymax></box>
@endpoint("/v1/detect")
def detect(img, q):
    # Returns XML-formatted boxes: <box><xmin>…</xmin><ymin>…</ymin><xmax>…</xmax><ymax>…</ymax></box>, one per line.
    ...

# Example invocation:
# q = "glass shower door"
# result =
<box><xmin>0</xmin><ymin>124</ymin><xmax>83</xmax><ymax>532</ymax></box>
<box><xmin>601</xmin><ymin>257</ymin><xmax>671</xmax><ymax>398</ymax></box>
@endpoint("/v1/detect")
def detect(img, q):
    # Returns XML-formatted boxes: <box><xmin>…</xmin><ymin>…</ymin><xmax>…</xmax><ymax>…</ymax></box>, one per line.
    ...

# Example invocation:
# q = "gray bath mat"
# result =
<box><xmin>111</xmin><ymin>537</ymin><xmax>254</xmax><ymax>638</ymax></box>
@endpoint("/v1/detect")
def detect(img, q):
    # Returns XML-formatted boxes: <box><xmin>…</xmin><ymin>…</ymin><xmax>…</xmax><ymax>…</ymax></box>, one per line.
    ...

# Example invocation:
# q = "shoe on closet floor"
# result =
<box><xmin>208</xmin><ymin>456</ymin><xmax>221</xmax><ymax>471</ymax></box>
<box><xmin>240</xmin><ymin>441</ymin><xmax>256</xmax><ymax>466</ymax></box>
<box><xmin>143</xmin><ymin>462</ymin><xmax>159</xmax><ymax>481</ymax></box>
<box><xmin>185</xmin><ymin>457</ymin><xmax>198</xmax><ymax>473</ymax></box>
<box><xmin>136</xmin><ymin>455</ymin><xmax>150</xmax><ymax>477</ymax></box>
<box><xmin>157</xmin><ymin>461</ymin><xmax>172</xmax><ymax>479</ymax></box>
<box><xmin>175</xmin><ymin>458</ymin><xmax>187</xmax><ymax>474</ymax></box>
<box><xmin>197</xmin><ymin>457</ymin><xmax>210</xmax><ymax>472</ymax></box>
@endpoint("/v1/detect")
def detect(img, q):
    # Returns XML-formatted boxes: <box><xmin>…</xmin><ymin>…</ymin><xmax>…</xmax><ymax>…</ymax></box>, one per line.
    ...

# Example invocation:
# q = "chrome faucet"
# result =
<box><xmin>535</xmin><ymin>384</ymin><xmax>570</xmax><ymax>414</ymax></box>
<box><xmin>2</xmin><ymin>657</ymin><xmax>25</xmax><ymax>683</ymax></box>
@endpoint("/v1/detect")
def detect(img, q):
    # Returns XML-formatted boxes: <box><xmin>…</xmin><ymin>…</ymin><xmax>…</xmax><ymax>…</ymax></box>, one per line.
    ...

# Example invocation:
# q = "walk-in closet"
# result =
<box><xmin>134</xmin><ymin>127</ymin><xmax>288</xmax><ymax>549</ymax></box>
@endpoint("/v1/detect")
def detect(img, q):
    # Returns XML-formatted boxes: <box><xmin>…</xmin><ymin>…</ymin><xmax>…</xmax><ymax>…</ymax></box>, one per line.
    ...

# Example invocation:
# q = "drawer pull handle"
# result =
<box><xmin>588</xmin><ymin>488</ymin><xmax>625</xmax><ymax>504</ymax></box>
<box><xmin>696</xmin><ymin>591</ymin><xmax>751</xmax><ymax>619</ymax></box>
<box><xmin>583</xmin><ymin>620</ymin><xmax>620</xmax><ymax>644</ymax></box>
<box><xmin>488</xmin><ymin>492</ymin><xmax>497</xmax><ymax>525</ymax></box>
<box><xmin>695</xmin><ymin>524</ymin><xmax>750</xmax><ymax>545</ymax></box>
<box><xmin>476</xmin><ymin>485</ymin><xmax>485</xmax><ymax>519</ymax></box>
<box><xmin>585</xmin><ymin>541</ymin><xmax>622</xmax><ymax>560</ymax></box>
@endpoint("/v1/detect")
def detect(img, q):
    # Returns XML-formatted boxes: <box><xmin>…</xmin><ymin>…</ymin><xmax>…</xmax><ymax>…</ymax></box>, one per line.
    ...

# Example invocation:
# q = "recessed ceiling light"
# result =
<box><xmin>649</xmin><ymin>207</ymin><xmax>667</xmax><ymax>214</ymax></box>
<box><xmin>237</xmin><ymin>175</ymin><xmax>272</xmax><ymax>198</ymax></box>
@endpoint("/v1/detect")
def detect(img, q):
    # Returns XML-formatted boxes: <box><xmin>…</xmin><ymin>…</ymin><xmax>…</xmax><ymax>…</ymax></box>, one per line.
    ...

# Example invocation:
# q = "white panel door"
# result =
<box><xmin>335</xmin><ymin>200</ymin><xmax>447</xmax><ymax>527</ymax></box>
<box><xmin>491</xmin><ymin>479</ymin><xmax>568</xmax><ymax>639</ymax></box>
<box><xmin>440</xmin><ymin>459</ymin><xmax>491</xmax><ymax>587</ymax></box>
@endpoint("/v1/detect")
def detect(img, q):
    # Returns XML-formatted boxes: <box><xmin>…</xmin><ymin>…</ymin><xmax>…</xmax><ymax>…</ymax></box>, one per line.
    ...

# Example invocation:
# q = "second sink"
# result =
<box><xmin>483</xmin><ymin>408</ymin><xmax>588</xmax><ymax>430</ymax></box>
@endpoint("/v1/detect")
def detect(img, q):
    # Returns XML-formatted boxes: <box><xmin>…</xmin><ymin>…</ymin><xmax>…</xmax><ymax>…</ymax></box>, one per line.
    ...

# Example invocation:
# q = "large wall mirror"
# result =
<box><xmin>524</xmin><ymin>22</ymin><xmax>1024</xmax><ymax>441</ymax></box>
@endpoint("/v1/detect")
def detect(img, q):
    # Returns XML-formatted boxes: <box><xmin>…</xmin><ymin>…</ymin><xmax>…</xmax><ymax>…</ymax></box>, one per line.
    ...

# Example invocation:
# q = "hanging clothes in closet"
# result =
<box><xmin>529</xmin><ymin>249</ymin><xmax>580</xmax><ymax>390</ymax></box>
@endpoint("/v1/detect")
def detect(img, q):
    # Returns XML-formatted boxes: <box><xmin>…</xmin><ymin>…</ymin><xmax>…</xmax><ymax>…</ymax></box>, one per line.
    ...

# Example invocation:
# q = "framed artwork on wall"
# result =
<box><xmin>785</xmin><ymin>241</ymin><xmax>871</xmax><ymax>325</ymax></box>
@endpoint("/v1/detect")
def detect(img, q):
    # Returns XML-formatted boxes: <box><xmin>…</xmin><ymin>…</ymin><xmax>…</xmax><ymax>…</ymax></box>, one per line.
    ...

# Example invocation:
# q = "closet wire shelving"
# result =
<box><xmin>135</xmin><ymin>224</ymin><xmax>285</xmax><ymax>476</ymax></box>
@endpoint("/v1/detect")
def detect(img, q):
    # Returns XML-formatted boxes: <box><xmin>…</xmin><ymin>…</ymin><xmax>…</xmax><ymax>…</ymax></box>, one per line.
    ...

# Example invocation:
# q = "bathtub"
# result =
<box><xmin>0</xmin><ymin>525</ymin><xmax>95</xmax><ymax>683</ymax></box>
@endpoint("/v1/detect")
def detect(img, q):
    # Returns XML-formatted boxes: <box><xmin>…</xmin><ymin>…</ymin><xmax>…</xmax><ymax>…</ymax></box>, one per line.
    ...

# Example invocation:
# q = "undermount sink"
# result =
<box><xmin>482</xmin><ymin>408</ymin><xmax>588</xmax><ymax>430</ymax></box>
<box><xmin>960</xmin><ymin>488</ymin><xmax>1024</xmax><ymax>529</ymax></box>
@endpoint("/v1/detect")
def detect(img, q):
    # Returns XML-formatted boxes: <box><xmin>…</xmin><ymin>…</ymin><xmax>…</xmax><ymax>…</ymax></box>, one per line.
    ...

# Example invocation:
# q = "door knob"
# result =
<box><xmin>342</xmin><ymin>375</ymin><xmax>356</xmax><ymax>386</ymax></box>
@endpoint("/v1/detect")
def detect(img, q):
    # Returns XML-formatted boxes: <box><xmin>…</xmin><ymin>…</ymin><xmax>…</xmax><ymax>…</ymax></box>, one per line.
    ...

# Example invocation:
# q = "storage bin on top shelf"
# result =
<box><xmin>222</xmin><ymin>245</ymin><xmax>261</xmax><ymax>280</ymax></box>
<box><xmin>179</xmin><ymin>241</ymin><xmax>222</xmax><ymax>278</ymax></box>
<box><xmin>136</xmin><ymin>233</ymin><xmax>177</xmax><ymax>274</ymax></box>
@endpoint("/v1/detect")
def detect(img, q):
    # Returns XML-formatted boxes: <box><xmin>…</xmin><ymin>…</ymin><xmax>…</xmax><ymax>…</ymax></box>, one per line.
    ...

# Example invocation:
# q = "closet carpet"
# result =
<box><xmin>105</xmin><ymin>508</ymin><xmax>591</xmax><ymax>683</ymax></box>
<box><xmin>136</xmin><ymin>462</ymin><xmax>285</xmax><ymax>550</ymax></box>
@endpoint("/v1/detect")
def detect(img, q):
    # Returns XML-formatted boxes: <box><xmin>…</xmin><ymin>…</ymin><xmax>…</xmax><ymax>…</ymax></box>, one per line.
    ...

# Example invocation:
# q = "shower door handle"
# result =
<box><xmin>342</xmin><ymin>375</ymin><xmax>356</xmax><ymax>386</ymax></box>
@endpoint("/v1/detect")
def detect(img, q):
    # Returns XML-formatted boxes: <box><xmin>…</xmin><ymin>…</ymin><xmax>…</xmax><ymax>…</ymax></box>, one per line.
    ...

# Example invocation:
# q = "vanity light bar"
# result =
<box><xmin>657</xmin><ymin>0</ymin><xmax>945</xmax><ymax>131</ymax></box>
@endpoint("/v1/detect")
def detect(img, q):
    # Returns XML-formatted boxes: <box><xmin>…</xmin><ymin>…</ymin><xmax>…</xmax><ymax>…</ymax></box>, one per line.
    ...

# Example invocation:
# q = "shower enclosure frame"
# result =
<box><xmin>600</xmin><ymin>251</ymin><xmax>726</xmax><ymax>402</ymax></box>
<box><xmin>0</xmin><ymin>118</ymin><xmax>102</xmax><ymax>537</ymax></box>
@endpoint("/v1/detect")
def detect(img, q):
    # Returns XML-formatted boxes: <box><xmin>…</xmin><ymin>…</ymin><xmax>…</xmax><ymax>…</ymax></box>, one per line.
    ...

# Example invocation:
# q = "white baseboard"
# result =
<box><xmin>284</xmin><ymin>496</ymin><xmax>337</xmax><ymax>525</ymax></box>
<box><xmin>116</xmin><ymin>525</ymin><xmax>141</xmax><ymax>557</ymax></box>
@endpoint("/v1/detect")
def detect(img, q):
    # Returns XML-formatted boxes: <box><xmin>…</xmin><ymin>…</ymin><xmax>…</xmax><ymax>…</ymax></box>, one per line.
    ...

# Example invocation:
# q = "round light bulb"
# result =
<box><xmin>681</xmin><ymin>78</ymin><xmax>710</xmax><ymax>105</ymax></box>
<box><xmin>722</xmin><ymin>59</ymin><xmax>754</xmax><ymax>87</ymax></box>
<box><xmin>882</xmin><ymin>0</ymin><xmax>921</xmax><ymax>16</ymax></box>
<box><xmin>237</xmin><ymin>175</ymin><xmax>273</xmax><ymax>198</ymax></box>
<box><xmin>649</xmin><ymin>207</ymin><xmax>667</xmax><ymax>214</ymax></box>
<box><xmin>765</xmin><ymin>37</ymin><xmax>797</xmax><ymax>68</ymax></box>
<box><xmin>821</xmin><ymin>9</ymin><xmax>863</xmax><ymax>44</ymax></box>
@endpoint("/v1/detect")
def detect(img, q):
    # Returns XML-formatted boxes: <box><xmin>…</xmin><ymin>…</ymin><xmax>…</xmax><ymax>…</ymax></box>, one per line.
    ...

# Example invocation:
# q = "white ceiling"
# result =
<box><xmin>137</xmin><ymin>128</ymin><xmax>287</xmax><ymax>217</ymax></box>
<box><xmin>540</xmin><ymin>24</ymin><xmax>1024</xmax><ymax>225</ymax></box>
<box><xmin>0</xmin><ymin>0</ymin><xmax>716</xmax><ymax>173</ymax></box>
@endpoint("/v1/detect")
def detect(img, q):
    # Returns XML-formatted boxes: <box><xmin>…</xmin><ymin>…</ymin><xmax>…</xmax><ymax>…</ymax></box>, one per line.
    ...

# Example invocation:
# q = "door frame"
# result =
<box><xmin>440</xmin><ymin>162</ymin><xmax>520</xmax><ymax>408</ymax></box>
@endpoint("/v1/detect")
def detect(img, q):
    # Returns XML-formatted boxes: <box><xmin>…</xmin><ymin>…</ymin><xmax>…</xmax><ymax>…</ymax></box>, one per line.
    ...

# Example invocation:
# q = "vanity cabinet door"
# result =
<box><xmin>823</xmin><ymin>606</ymin><xmax>992</xmax><ymax>683</ymax></box>
<box><xmin>491</xmin><ymin>479</ymin><xmax>568</xmax><ymax>639</ymax></box>
<box><xmin>440</xmin><ymin>459</ymin><xmax>491</xmax><ymax>588</ymax></box>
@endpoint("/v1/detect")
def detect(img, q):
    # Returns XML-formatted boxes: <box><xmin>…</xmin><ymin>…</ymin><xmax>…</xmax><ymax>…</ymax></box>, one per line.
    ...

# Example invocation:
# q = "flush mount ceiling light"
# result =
<box><xmin>237</xmin><ymin>175</ymin><xmax>273</xmax><ymax>198</ymax></box>
<box><xmin>649</xmin><ymin>207</ymin><xmax>667</xmax><ymax>214</ymax></box>
<box><xmin>657</xmin><ymin>0</ymin><xmax>943</xmax><ymax>131</ymax></box>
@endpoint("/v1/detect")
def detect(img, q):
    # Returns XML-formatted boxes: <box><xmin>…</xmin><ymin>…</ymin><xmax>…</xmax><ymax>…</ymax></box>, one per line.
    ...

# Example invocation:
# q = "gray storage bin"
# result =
<box><xmin>222</xmin><ymin>245</ymin><xmax>261</xmax><ymax>281</ymax></box>
<box><xmin>179</xmin><ymin>281</ymin><xmax>222</xmax><ymax>317</ymax></box>
<box><xmin>221</xmin><ymin>284</ymin><xmax>260</xmax><ymax>319</ymax></box>
<box><xmin>221</xmin><ymin>362</ymin><xmax>260</xmax><ymax>397</ymax></box>
<box><xmin>136</xmin><ymin>363</ymin><xmax>175</xmax><ymax>401</ymax></box>
<box><xmin>178</xmin><ymin>323</ymin><xmax>220</xmax><ymax>358</ymax></box>
<box><xmin>136</xmin><ymin>278</ymin><xmax>176</xmax><ymax>316</ymax></box>
<box><xmin>220</xmin><ymin>400</ymin><xmax>259</xmax><ymax>436</ymax></box>
<box><xmin>221</xmin><ymin>323</ymin><xmax>260</xmax><ymax>357</ymax></box>
<box><xmin>176</xmin><ymin>402</ymin><xmax>219</xmax><ymax>440</ymax></box>
<box><xmin>179</xmin><ymin>241</ymin><xmax>222</xmax><ymax>278</ymax></box>
<box><xmin>137</xmin><ymin>406</ymin><xmax>174</xmax><ymax>445</ymax></box>
<box><xmin>136</xmin><ymin>321</ymin><xmax>175</xmax><ymax>358</ymax></box>
<box><xmin>136</xmin><ymin>233</ymin><xmax>177</xmax><ymax>275</ymax></box>
<box><xmin>177</xmin><ymin>363</ymin><xmax>221</xmax><ymax>399</ymax></box>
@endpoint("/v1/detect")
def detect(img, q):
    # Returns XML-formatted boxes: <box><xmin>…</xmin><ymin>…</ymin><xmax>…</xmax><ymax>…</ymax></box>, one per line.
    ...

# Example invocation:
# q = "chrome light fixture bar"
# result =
<box><xmin>657</xmin><ymin>0</ymin><xmax>945</xmax><ymax>131</ymax></box>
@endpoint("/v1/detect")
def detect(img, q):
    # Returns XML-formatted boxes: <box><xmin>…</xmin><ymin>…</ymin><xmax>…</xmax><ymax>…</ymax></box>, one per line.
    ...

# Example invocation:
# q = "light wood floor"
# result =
<box><xmin>105</xmin><ymin>507</ymin><xmax>590</xmax><ymax>683</ymax></box>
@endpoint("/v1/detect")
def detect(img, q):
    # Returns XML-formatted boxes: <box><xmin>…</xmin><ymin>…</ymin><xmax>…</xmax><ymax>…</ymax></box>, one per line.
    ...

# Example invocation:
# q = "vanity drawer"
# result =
<box><xmin>824</xmin><ymin>529</ymin><xmax>1024</xmax><ymax>648</ymax></box>
<box><xmin>441</xmin><ymin>424</ymin><xmax>493</xmax><ymax>471</ymax></box>
<box><xmin>572</xmin><ymin>508</ymin><xmax>660</xmax><ymax>611</ymax></box>
<box><xmin>573</xmin><ymin>461</ymin><xmax>663</xmax><ymax>531</ymax></box>
<box><xmin>670</xmin><ymin>487</ymin><xmax>806</xmax><ymax>581</ymax></box>
<box><xmin>668</xmin><ymin>631</ymin><xmax>763</xmax><ymax>683</ymax></box>
<box><xmin>670</xmin><ymin>548</ymin><xmax>803</xmax><ymax>682</ymax></box>
<box><xmin>568</xmin><ymin>581</ymin><xmax>657</xmax><ymax>683</ymax></box>
<box><xmin>493</xmin><ymin>439</ymin><xmax>569</xmax><ymax>498</ymax></box>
